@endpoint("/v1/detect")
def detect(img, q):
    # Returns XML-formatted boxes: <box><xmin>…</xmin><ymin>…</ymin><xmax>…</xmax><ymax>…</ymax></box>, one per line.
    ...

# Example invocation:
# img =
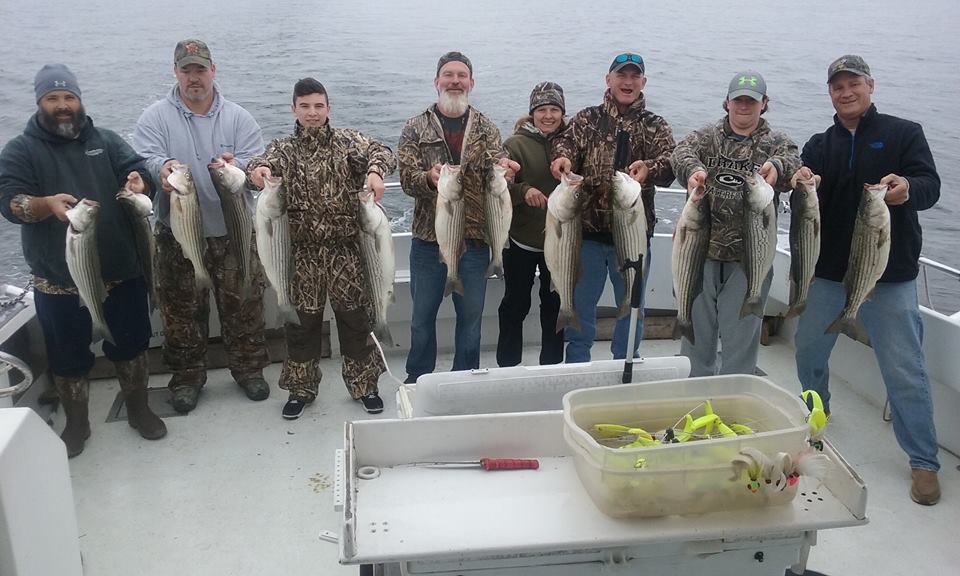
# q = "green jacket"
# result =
<box><xmin>503</xmin><ymin>119</ymin><xmax>564</xmax><ymax>250</ymax></box>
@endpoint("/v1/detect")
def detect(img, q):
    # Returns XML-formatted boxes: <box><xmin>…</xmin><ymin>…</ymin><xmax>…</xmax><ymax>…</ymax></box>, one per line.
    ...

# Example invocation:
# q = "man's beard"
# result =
<box><xmin>38</xmin><ymin>104</ymin><xmax>86</xmax><ymax>139</ymax></box>
<box><xmin>437</xmin><ymin>90</ymin><xmax>469</xmax><ymax>117</ymax></box>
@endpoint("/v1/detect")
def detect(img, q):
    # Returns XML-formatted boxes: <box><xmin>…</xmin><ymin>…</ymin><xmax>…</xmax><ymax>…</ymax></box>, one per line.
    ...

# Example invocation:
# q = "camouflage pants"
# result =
<box><xmin>155</xmin><ymin>224</ymin><xmax>269</xmax><ymax>388</ymax></box>
<box><xmin>280</xmin><ymin>238</ymin><xmax>385</xmax><ymax>401</ymax></box>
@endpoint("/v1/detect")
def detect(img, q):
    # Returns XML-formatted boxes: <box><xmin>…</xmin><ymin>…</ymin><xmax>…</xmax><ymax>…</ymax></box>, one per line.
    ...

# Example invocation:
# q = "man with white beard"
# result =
<box><xmin>397</xmin><ymin>51</ymin><xmax>519</xmax><ymax>383</ymax></box>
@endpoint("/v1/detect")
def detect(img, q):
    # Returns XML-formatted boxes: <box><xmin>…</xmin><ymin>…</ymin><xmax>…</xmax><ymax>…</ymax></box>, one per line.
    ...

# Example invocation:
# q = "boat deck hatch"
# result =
<box><xmin>105</xmin><ymin>387</ymin><xmax>184</xmax><ymax>422</ymax></box>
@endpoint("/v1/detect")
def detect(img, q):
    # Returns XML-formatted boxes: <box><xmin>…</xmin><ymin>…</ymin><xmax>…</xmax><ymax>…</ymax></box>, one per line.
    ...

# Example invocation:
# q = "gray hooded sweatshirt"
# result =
<box><xmin>133</xmin><ymin>85</ymin><xmax>264</xmax><ymax>237</ymax></box>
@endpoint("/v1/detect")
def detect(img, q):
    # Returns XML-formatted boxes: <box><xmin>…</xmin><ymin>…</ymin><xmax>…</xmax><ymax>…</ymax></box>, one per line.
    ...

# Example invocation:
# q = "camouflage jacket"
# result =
<box><xmin>671</xmin><ymin>117</ymin><xmax>800</xmax><ymax>262</ymax></box>
<box><xmin>397</xmin><ymin>105</ymin><xmax>504</xmax><ymax>242</ymax></box>
<box><xmin>551</xmin><ymin>91</ymin><xmax>675</xmax><ymax>235</ymax></box>
<box><xmin>248</xmin><ymin>122</ymin><xmax>396</xmax><ymax>245</ymax></box>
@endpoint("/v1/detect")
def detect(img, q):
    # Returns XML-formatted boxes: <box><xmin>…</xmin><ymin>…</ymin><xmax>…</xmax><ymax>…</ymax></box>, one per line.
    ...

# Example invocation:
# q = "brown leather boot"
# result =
<box><xmin>115</xmin><ymin>352</ymin><xmax>167</xmax><ymax>440</ymax></box>
<box><xmin>910</xmin><ymin>469</ymin><xmax>940</xmax><ymax>506</ymax></box>
<box><xmin>53</xmin><ymin>375</ymin><xmax>91</xmax><ymax>458</ymax></box>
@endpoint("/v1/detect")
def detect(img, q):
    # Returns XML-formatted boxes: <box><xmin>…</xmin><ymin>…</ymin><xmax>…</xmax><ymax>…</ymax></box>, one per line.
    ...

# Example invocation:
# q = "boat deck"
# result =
<box><xmin>60</xmin><ymin>335</ymin><xmax>957</xmax><ymax>575</ymax></box>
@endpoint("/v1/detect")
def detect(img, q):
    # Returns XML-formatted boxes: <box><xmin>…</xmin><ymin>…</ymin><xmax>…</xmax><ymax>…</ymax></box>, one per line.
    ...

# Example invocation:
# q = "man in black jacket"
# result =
<box><xmin>0</xmin><ymin>64</ymin><xmax>167</xmax><ymax>457</ymax></box>
<box><xmin>793</xmin><ymin>55</ymin><xmax>941</xmax><ymax>505</ymax></box>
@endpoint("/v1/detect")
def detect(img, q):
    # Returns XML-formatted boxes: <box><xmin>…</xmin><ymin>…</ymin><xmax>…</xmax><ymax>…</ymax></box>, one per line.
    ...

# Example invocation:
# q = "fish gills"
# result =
<box><xmin>544</xmin><ymin>172</ymin><xmax>584</xmax><ymax>333</ymax></box>
<box><xmin>435</xmin><ymin>164</ymin><xmax>465</xmax><ymax>297</ymax></box>
<box><xmin>611</xmin><ymin>171</ymin><xmax>647</xmax><ymax>318</ymax></box>
<box><xmin>65</xmin><ymin>200</ymin><xmax>114</xmax><ymax>344</ymax></box>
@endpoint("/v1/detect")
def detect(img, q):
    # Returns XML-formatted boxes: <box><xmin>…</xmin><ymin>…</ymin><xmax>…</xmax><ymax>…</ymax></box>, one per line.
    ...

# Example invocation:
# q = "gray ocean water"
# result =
<box><xmin>2</xmin><ymin>0</ymin><xmax>958</xmax><ymax>310</ymax></box>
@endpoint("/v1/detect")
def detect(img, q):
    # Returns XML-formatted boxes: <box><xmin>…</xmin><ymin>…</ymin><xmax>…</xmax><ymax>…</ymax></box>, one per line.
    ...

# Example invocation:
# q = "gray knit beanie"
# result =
<box><xmin>34</xmin><ymin>64</ymin><xmax>81</xmax><ymax>102</ymax></box>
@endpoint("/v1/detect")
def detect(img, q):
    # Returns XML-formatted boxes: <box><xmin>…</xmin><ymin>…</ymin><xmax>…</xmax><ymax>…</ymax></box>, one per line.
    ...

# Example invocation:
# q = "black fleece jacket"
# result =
<box><xmin>801</xmin><ymin>104</ymin><xmax>940</xmax><ymax>283</ymax></box>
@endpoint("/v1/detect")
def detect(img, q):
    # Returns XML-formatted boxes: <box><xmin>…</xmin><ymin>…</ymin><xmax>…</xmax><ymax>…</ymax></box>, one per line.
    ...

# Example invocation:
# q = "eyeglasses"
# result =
<box><xmin>615</xmin><ymin>53</ymin><xmax>643</xmax><ymax>65</ymax></box>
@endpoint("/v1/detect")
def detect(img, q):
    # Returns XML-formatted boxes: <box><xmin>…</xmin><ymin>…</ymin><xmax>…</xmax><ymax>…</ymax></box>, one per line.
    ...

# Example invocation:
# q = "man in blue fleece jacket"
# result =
<box><xmin>793</xmin><ymin>55</ymin><xmax>942</xmax><ymax>506</ymax></box>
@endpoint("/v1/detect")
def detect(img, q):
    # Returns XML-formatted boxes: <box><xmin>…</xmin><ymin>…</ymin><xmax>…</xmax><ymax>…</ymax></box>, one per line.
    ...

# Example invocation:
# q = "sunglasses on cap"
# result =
<box><xmin>610</xmin><ymin>53</ymin><xmax>645</xmax><ymax>73</ymax></box>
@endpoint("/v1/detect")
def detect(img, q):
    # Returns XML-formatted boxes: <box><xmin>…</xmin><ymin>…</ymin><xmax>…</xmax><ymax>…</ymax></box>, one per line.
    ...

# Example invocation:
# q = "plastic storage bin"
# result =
<box><xmin>562</xmin><ymin>375</ymin><xmax>812</xmax><ymax>518</ymax></box>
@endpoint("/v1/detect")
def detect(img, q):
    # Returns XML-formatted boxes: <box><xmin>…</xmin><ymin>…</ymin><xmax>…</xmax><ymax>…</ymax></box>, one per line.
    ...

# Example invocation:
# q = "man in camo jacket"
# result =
<box><xmin>551</xmin><ymin>52</ymin><xmax>676</xmax><ymax>363</ymax></box>
<box><xmin>396</xmin><ymin>51</ymin><xmax>518</xmax><ymax>384</ymax></box>
<box><xmin>670</xmin><ymin>71</ymin><xmax>800</xmax><ymax>376</ymax></box>
<box><xmin>248</xmin><ymin>78</ymin><xmax>396</xmax><ymax>417</ymax></box>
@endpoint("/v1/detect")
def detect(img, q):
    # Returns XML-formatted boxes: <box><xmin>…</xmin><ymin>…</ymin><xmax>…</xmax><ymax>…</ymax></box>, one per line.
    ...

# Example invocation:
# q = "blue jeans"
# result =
<box><xmin>794</xmin><ymin>278</ymin><xmax>939</xmax><ymax>471</ymax></box>
<box><xmin>565</xmin><ymin>239</ymin><xmax>651</xmax><ymax>363</ymax></box>
<box><xmin>406</xmin><ymin>238</ymin><xmax>489</xmax><ymax>378</ymax></box>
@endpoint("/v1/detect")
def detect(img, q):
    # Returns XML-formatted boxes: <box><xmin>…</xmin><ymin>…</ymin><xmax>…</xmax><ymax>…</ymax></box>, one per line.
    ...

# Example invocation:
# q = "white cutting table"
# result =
<box><xmin>337</xmin><ymin>365</ymin><xmax>867</xmax><ymax>575</ymax></box>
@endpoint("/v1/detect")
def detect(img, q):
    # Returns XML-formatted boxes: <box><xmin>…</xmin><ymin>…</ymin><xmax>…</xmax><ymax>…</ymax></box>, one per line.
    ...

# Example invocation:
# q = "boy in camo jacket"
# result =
<box><xmin>670</xmin><ymin>71</ymin><xmax>799</xmax><ymax>377</ymax></box>
<box><xmin>248</xmin><ymin>78</ymin><xmax>396</xmax><ymax>418</ymax></box>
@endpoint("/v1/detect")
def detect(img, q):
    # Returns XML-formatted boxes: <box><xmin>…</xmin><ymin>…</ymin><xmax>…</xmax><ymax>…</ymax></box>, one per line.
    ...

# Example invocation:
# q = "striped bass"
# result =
<box><xmin>359</xmin><ymin>191</ymin><xmax>396</xmax><ymax>347</ymax></box>
<box><xmin>827</xmin><ymin>184</ymin><xmax>890</xmax><ymax>337</ymax></box>
<box><xmin>611</xmin><ymin>171</ymin><xmax>647</xmax><ymax>318</ymax></box>
<box><xmin>256</xmin><ymin>175</ymin><xmax>299</xmax><ymax>325</ymax></box>
<box><xmin>116</xmin><ymin>186</ymin><xmax>157</xmax><ymax>312</ymax></box>
<box><xmin>740</xmin><ymin>173</ymin><xmax>777</xmax><ymax>318</ymax></box>
<box><xmin>485</xmin><ymin>164</ymin><xmax>512</xmax><ymax>278</ymax></box>
<box><xmin>544</xmin><ymin>172</ymin><xmax>584</xmax><ymax>333</ymax></box>
<box><xmin>672</xmin><ymin>186</ymin><xmax>711</xmax><ymax>344</ymax></box>
<box><xmin>64</xmin><ymin>199</ymin><xmax>113</xmax><ymax>344</ymax></box>
<box><xmin>209</xmin><ymin>157</ymin><xmax>254</xmax><ymax>297</ymax></box>
<box><xmin>786</xmin><ymin>178</ymin><xmax>821</xmax><ymax>318</ymax></box>
<box><xmin>167</xmin><ymin>163</ymin><xmax>213</xmax><ymax>290</ymax></box>
<box><xmin>435</xmin><ymin>164</ymin><xmax>465</xmax><ymax>297</ymax></box>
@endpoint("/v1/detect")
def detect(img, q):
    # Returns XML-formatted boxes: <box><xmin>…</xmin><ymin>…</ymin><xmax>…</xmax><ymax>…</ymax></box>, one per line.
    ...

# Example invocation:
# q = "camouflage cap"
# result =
<box><xmin>436</xmin><ymin>51</ymin><xmax>472</xmax><ymax>77</ymax></box>
<box><xmin>174</xmin><ymin>39</ymin><xmax>213</xmax><ymax>69</ymax></box>
<box><xmin>727</xmin><ymin>71</ymin><xmax>767</xmax><ymax>101</ymax></box>
<box><xmin>827</xmin><ymin>55</ymin><xmax>870</xmax><ymax>83</ymax></box>
<box><xmin>529</xmin><ymin>81</ymin><xmax>565</xmax><ymax>114</ymax></box>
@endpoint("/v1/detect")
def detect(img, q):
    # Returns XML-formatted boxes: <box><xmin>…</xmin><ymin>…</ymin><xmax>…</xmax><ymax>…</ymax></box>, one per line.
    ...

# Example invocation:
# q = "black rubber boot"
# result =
<box><xmin>115</xmin><ymin>352</ymin><xmax>167</xmax><ymax>440</ymax></box>
<box><xmin>54</xmin><ymin>375</ymin><xmax>91</xmax><ymax>458</ymax></box>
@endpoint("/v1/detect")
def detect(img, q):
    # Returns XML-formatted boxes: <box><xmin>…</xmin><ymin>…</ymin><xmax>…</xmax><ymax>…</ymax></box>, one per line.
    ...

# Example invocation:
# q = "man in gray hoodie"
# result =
<box><xmin>133</xmin><ymin>39</ymin><xmax>269</xmax><ymax>413</ymax></box>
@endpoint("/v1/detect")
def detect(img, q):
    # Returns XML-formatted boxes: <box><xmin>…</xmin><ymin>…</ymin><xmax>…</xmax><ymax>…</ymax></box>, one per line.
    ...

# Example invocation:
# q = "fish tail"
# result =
<box><xmin>485</xmin><ymin>261</ymin><xmax>504</xmax><ymax>278</ymax></box>
<box><xmin>784</xmin><ymin>302</ymin><xmax>806</xmax><ymax>320</ymax></box>
<box><xmin>93</xmin><ymin>322</ymin><xmax>115</xmax><ymax>345</ymax></box>
<box><xmin>279</xmin><ymin>304</ymin><xmax>301</xmax><ymax>326</ymax></box>
<box><xmin>739</xmin><ymin>296</ymin><xmax>765</xmax><ymax>319</ymax></box>
<box><xmin>617</xmin><ymin>296</ymin><xmax>631</xmax><ymax>319</ymax></box>
<box><xmin>374</xmin><ymin>324</ymin><xmax>395</xmax><ymax>348</ymax></box>
<box><xmin>825</xmin><ymin>315</ymin><xmax>857</xmax><ymax>338</ymax></box>
<box><xmin>194</xmin><ymin>267</ymin><xmax>214</xmax><ymax>290</ymax></box>
<box><xmin>444</xmin><ymin>277</ymin><xmax>464</xmax><ymax>297</ymax></box>
<box><xmin>555</xmin><ymin>309</ymin><xmax>580</xmax><ymax>333</ymax></box>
